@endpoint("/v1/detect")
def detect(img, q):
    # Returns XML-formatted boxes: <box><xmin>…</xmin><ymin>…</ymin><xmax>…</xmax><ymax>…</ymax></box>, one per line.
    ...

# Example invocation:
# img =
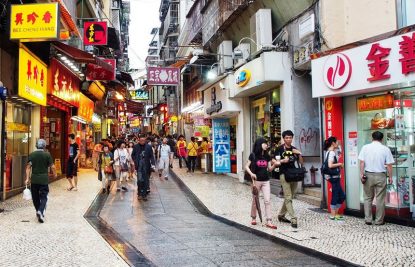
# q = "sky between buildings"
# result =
<box><xmin>128</xmin><ymin>0</ymin><xmax>161</xmax><ymax>70</ymax></box>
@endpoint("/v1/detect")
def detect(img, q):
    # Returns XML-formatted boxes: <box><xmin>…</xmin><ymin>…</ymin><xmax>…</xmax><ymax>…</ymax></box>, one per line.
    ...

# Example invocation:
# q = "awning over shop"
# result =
<box><xmin>56</xmin><ymin>0</ymin><xmax>81</xmax><ymax>38</ymax></box>
<box><xmin>52</xmin><ymin>42</ymin><xmax>113</xmax><ymax>71</ymax></box>
<box><xmin>169</xmin><ymin>57</ymin><xmax>190</xmax><ymax>68</ymax></box>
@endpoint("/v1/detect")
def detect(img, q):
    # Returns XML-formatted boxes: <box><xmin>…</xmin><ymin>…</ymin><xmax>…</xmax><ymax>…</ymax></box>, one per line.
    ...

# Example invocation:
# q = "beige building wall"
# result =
<box><xmin>320</xmin><ymin>0</ymin><xmax>397</xmax><ymax>50</ymax></box>
<box><xmin>101</xmin><ymin>0</ymin><xmax>111</xmax><ymax>20</ymax></box>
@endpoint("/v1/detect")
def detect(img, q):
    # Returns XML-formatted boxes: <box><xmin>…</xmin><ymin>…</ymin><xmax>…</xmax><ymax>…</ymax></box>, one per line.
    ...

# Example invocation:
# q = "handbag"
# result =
<box><xmin>104</xmin><ymin>165</ymin><xmax>113</xmax><ymax>174</ymax></box>
<box><xmin>321</xmin><ymin>151</ymin><xmax>340</xmax><ymax>177</ymax></box>
<box><xmin>285</xmin><ymin>160</ymin><xmax>307</xmax><ymax>182</ymax></box>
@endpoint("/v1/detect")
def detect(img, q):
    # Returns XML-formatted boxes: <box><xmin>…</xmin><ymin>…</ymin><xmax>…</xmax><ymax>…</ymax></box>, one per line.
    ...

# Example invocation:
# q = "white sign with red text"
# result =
<box><xmin>312</xmin><ymin>31</ymin><xmax>415</xmax><ymax>98</ymax></box>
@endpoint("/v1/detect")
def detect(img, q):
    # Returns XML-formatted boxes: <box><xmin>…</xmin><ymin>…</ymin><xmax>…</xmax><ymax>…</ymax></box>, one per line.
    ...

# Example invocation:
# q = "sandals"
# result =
<box><xmin>251</xmin><ymin>219</ymin><xmax>257</xmax><ymax>225</ymax></box>
<box><xmin>265</xmin><ymin>223</ymin><xmax>278</xmax><ymax>229</ymax></box>
<box><xmin>67</xmin><ymin>186</ymin><xmax>74</xmax><ymax>191</ymax></box>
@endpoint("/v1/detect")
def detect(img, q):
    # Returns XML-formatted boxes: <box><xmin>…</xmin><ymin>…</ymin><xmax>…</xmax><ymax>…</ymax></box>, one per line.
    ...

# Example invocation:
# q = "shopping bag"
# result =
<box><xmin>23</xmin><ymin>185</ymin><xmax>32</xmax><ymax>201</ymax></box>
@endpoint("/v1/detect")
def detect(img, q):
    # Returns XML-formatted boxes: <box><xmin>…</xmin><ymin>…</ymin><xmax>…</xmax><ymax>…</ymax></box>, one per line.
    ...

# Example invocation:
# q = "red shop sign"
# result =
<box><xmin>49</xmin><ymin>58</ymin><xmax>80</xmax><ymax>107</ymax></box>
<box><xmin>324</xmin><ymin>97</ymin><xmax>345</xmax><ymax>213</ymax></box>
<box><xmin>86</xmin><ymin>58</ymin><xmax>116</xmax><ymax>81</ymax></box>
<box><xmin>83</xmin><ymin>21</ymin><xmax>108</xmax><ymax>46</ymax></box>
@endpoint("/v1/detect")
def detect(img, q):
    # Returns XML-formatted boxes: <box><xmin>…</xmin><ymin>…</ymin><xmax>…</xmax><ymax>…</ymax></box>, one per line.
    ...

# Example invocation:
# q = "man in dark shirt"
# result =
<box><xmin>25</xmin><ymin>139</ymin><xmax>57</xmax><ymax>223</ymax></box>
<box><xmin>274</xmin><ymin>130</ymin><xmax>303</xmax><ymax>228</ymax></box>
<box><xmin>67</xmin><ymin>133</ymin><xmax>80</xmax><ymax>191</ymax></box>
<box><xmin>132</xmin><ymin>135</ymin><xmax>155</xmax><ymax>201</ymax></box>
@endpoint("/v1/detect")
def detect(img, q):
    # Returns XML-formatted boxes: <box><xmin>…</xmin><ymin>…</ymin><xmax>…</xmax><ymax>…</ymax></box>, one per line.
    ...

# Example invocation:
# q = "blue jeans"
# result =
<box><xmin>329</xmin><ymin>178</ymin><xmax>345</xmax><ymax>210</ymax></box>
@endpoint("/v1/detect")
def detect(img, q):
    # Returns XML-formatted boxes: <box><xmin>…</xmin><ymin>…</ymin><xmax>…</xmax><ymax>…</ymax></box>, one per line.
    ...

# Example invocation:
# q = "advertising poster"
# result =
<box><xmin>212</xmin><ymin>118</ymin><xmax>230</xmax><ymax>173</ymax></box>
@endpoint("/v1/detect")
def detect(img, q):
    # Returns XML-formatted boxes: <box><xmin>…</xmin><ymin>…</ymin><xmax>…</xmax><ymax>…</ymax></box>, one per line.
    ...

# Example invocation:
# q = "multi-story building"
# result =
<box><xmin>175</xmin><ymin>1</ymin><xmax>319</xmax><ymax>185</ymax></box>
<box><xmin>311</xmin><ymin>0</ymin><xmax>415</xmax><ymax>224</ymax></box>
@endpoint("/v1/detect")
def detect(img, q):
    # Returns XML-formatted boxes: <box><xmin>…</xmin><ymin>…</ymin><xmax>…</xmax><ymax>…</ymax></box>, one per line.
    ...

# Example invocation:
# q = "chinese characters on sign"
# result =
<box><xmin>86</xmin><ymin>59</ymin><xmax>116</xmax><ymax>81</ymax></box>
<box><xmin>212</xmin><ymin>119</ymin><xmax>231</xmax><ymax>173</ymax></box>
<box><xmin>50</xmin><ymin>58</ymin><xmax>80</xmax><ymax>107</ymax></box>
<box><xmin>11</xmin><ymin>3</ymin><xmax>59</xmax><ymax>40</ymax></box>
<box><xmin>83</xmin><ymin>21</ymin><xmax>108</xmax><ymax>46</ymax></box>
<box><xmin>18</xmin><ymin>45</ymin><xmax>47</xmax><ymax>106</ymax></box>
<box><xmin>130</xmin><ymin>89</ymin><xmax>149</xmax><ymax>101</ymax></box>
<box><xmin>357</xmin><ymin>94</ymin><xmax>394</xmax><ymax>112</ymax></box>
<box><xmin>366</xmin><ymin>33</ymin><xmax>415</xmax><ymax>82</ymax></box>
<box><xmin>147</xmin><ymin>67</ymin><xmax>180</xmax><ymax>85</ymax></box>
<box><xmin>78</xmin><ymin>93</ymin><xmax>94</xmax><ymax>122</ymax></box>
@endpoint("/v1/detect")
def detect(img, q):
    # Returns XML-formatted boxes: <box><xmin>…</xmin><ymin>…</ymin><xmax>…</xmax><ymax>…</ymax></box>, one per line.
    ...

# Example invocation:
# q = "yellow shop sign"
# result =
<box><xmin>18</xmin><ymin>45</ymin><xmax>47</xmax><ymax>106</ymax></box>
<box><xmin>10</xmin><ymin>3</ymin><xmax>59</xmax><ymax>40</ymax></box>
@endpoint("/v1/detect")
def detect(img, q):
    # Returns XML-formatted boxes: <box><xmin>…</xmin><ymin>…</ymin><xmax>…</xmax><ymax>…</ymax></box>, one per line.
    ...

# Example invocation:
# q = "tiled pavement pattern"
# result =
<box><xmin>99</xmin><ymin>173</ymin><xmax>335</xmax><ymax>266</ymax></box>
<box><xmin>172</xmin><ymin>162</ymin><xmax>415</xmax><ymax>267</ymax></box>
<box><xmin>0</xmin><ymin>169</ymin><xmax>128</xmax><ymax>267</ymax></box>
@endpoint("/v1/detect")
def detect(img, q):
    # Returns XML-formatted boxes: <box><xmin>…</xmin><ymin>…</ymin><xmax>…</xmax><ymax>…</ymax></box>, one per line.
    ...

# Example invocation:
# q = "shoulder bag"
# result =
<box><xmin>285</xmin><ymin>159</ymin><xmax>307</xmax><ymax>182</ymax></box>
<box><xmin>321</xmin><ymin>151</ymin><xmax>340</xmax><ymax>177</ymax></box>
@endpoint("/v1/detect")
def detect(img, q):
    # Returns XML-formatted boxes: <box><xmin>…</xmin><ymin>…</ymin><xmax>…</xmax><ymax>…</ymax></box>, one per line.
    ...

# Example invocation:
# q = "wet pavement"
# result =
<box><xmin>99</xmin><ymin>175</ymin><xmax>336</xmax><ymax>266</ymax></box>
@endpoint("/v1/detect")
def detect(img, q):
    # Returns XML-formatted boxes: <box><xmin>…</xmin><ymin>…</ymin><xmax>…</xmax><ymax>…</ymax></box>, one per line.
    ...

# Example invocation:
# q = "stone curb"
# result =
<box><xmin>170</xmin><ymin>170</ymin><xmax>362</xmax><ymax>267</ymax></box>
<box><xmin>84</xmin><ymin>190</ymin><xmax>154</xmax><ymax>267</ymax></box>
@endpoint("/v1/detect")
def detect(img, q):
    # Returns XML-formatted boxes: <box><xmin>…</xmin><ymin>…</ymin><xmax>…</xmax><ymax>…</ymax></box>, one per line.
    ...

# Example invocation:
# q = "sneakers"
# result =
<box><xmin>278</xmin><ymin>215</ymin><xmax>291</xmax><ymax>223</ymax></box>
<box><xmin>36</xmin><ymin>211</ymin><xmax>44</xmax><ymax>223</ymax></box>
<box><xmin>335</xmin><ymin>215</ymin><xmax>344</xmax><ymax>221</ymax></box>
<box><xmin>102</xmin><ymin>188</ymin><xmax>106</xmax><ymax>194</ymax></box>
<box><xmin>291</xmin><ymin>222</ymin><xmax>298</xmax><ymax>228</ymax></box>
<box><xmin>121</xmin><ymin>186</ymin><xmax>128</xmax><ymax>192</ymax></box>
<box><xmin>72</xmin><ymin>187</ymin><xmax>78</xmax><ymax>191</ymax></box>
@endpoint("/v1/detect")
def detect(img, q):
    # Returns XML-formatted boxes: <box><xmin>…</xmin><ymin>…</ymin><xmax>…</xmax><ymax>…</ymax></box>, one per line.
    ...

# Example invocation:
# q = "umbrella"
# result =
<box><xmin>252</xmin><ymin>185</ymin><xmax>263</xmax><ymax>223</ymax></box>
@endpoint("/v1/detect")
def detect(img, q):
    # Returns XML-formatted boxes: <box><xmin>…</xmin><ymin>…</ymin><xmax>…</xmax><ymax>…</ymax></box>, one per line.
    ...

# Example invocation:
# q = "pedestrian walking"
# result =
<box><xmin>176</xmin><ymin>135</ymin><xmax>187</xmax><ymax>168</ymax></box>
<box><xmin>275</xmin><ymin>130</ymin><xmax>303</xmax><ymax>228</ymax></box>
<box><xmin>132</xmin><ymin>135</ymin><xmax>156</xmax><ymax>201</ymax></box>
<box><xmin>114</xmin><ymin>140</ymin><xmax>129</xmax><ymax>192</ymax></box>
<box><xmin>127</xmin><ymin>141</ymin><xmax>135</xmax><ymax>180</ymax></box>
<box><xmin>187</xmin><ymin>137</ymin><xmax>199</xmax><ymax>172</ymax></box>
<box><xmin>92</xmin><ymin>141</ymin><xmax>102</xmax><ymax>170</ymax></box>
<box><xmin>323</xmin><ymin>136</ymin><xmax>346</xmax><ymax>221</ymax></box>
<box><xmin>66</xmin><ymin>133</ymin><xmax>80</xmax><ymax>191</ymax></box>
<box><xmin>245</xmin><ymin>138</ymin><xmax>279</xmax><ymax>229</ymax></box>
<box><xmin>358</xmin><ymin>131</ymin><xmax>394</xmax><ymax>225</ymax></box>
<box><xmin>167</xmin><ymin>135</ymin><xmax>176</xmax><ymax>168</ymax></box>
<box><xmin>25</xmin><ymin>139</ymin><xmax>57</xmax><ymax>223</ymax></box>
<box><xmin>98</xmin><ymin>144</ymin><xmax>114</xmax><ymax>193</ymax></box>
<box><xmin>158</xmin><ymin>138</ymin><xmax>171</xmax><ymax>180</ymax></box>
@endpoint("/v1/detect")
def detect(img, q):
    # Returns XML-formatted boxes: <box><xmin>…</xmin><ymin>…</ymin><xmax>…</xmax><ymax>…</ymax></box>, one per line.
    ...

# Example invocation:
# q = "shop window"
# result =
<box><xmin>357</xmin><ymin>90</ymin><xmax>415</xmax><ymax>215</ymax></box>
<box><xmin>397</xmin><ymin>0</ymin><xmax>415</xmax><ymax>28</ymax></box>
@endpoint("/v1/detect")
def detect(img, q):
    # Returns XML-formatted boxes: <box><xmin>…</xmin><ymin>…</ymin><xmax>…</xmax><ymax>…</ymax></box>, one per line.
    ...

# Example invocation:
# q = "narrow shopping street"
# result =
<box><xmin>100</xmin><ymin>169</ymin><xmax>335</xmax><ymax>267</ymax></box>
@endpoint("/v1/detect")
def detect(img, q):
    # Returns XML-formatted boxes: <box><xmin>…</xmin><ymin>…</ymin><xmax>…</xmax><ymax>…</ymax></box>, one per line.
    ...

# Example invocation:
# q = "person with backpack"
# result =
<box><xmin>113</xmin><ymin>140</ymin><xmax>129</xmax><ymax>192</ymax></box>
<box><xmin>158</xmin><ymin>138</ymin><xmax>171</xmax><ymax>180</ymax></box>
<box><xmin>274</xmin><ymin>130</ymin><xmax>303</xmax><ymax>228</ymax></box>
<box><xmin>187</xmin><ymin>137</ymin><xmax>199</xmax><ymax>172</ymax></box>
<box><xmin>245</xmin><ymin>137</ymin><xmax>279</xmax><ymax>229</ymax></box>
<box><xmin>176</xmin><ymin>135</ymin><xmax>187</xmax><ymax>168</ymax></box>
<box><xmin>98</xmin><ymin>144</ymin><xmax>114</xmax><ymax>193</ymax></box>
<box><xmin>323</xmin><ymin>136</ymin><xmax>346</xmax><ymax>220</ymax></box>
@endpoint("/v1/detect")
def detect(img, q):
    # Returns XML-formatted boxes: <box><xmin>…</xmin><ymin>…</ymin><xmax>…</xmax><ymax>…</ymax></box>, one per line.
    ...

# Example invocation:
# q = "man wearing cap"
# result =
<box><xmin>25</xmin><ymin>139</ymin><xmax>57</xmax><ymax>223</ymax></box>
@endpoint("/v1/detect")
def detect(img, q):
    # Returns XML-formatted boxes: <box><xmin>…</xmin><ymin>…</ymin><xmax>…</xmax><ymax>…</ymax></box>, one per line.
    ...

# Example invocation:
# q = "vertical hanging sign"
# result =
<box><xmin>324</xmin><ymin>97</ymin><xmax>345</xmax><ymax>213</ymax></box>
<box><xmin>212</xmin><ymin>118</ymin><xmax>231</xmax><ymax>173</ymax></box>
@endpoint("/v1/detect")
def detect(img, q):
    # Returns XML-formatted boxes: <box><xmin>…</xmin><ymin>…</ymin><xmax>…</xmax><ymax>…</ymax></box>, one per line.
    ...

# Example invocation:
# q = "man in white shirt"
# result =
<box><xmin>358</xmin><ymin>131</ymin><xmax>394</xmax><ymax>226</ymax></box>
<box><xmin>158</xmin><ymin>138</ymin><xmax>171</xmax><ymax>180</ymax></box>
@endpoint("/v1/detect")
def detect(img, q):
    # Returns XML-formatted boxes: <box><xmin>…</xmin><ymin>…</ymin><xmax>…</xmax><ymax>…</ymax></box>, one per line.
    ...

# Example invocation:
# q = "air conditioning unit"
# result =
<box><xmin>233</xmin><ymin>43</ymin><xmax>251</xmax><ymax>67</ymax></box>
<box><xmin>250</xmin><ymin>9</ymin><xmax>272</xmax><ymax>51</ymax></box>
<box><xmin>218</xmin><ymin>40</ymin><xmax>233</xmax><ymax>75</ymax></box>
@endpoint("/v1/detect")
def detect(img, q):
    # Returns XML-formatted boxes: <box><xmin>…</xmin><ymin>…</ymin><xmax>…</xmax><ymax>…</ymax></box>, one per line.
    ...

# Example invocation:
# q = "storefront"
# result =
<box><xmin>46</xmin><ymin>58</ymin><xmax>82</xmax><ymax>175</ymax></box>
<box><xmin>202</xmin><ymin>79</ymin><xmax>243</xmax><ymax>176</ymax></box>
<box><xmin>312</xmin><ymin>28</ymin><xmax>415</xmax><ymax>223</ymax></box>
<box><xmin>3</xmin><ymin>45</ymin><xmax>47</xmax><ymax>199</ymax></box>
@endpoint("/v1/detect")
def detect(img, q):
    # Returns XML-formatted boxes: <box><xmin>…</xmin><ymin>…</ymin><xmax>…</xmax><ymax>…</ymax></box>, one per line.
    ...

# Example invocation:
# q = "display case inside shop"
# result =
<box><xmin>357</xmin><ymin>93</ymin><xmax>414</xmax><ymax>212</ymax></box>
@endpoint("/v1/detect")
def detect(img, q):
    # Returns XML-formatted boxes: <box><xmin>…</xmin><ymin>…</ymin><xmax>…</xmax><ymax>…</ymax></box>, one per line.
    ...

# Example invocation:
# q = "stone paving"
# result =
<box><xmin>99</xmin><ymin>172</ymin><xmax>335</xmax><ymax>267</ymax></box>
<box><xmin>172</xmin><ymin>162</ymin><xmax>415</xmax><ymax>267</ymax></box>
<box><xmin>0</xmin><ymin>169</ymin><xmax>128</xmax><ymax>267</ymax></box>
